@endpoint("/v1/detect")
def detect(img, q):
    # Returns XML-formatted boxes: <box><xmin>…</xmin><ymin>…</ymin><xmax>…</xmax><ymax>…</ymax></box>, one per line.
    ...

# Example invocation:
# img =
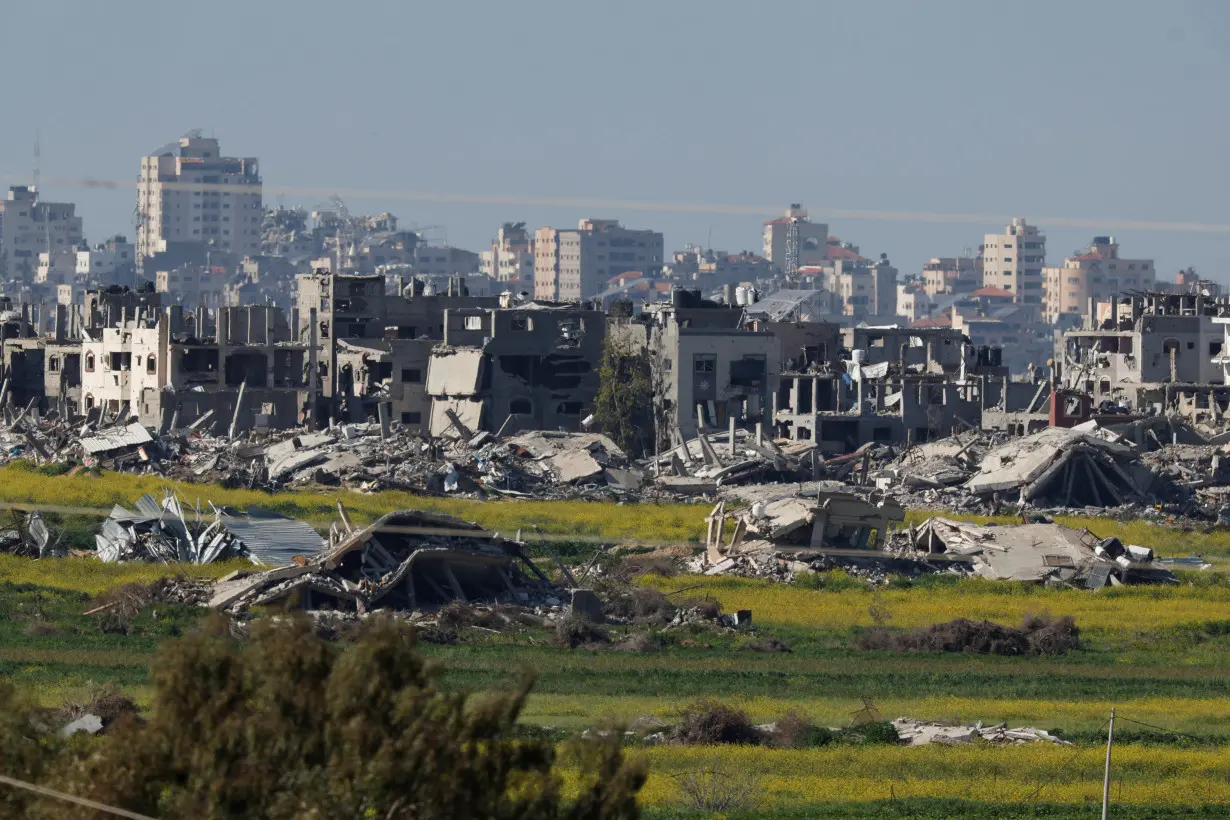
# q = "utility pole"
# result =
<box><xmin>1101</xmin><ymin>707</ymin><xmax>1116</xmax><ymax>820</ymax></box>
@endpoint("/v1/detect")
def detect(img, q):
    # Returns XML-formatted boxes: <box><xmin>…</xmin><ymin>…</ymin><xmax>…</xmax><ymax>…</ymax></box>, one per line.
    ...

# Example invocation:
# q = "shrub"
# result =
<box><xmin>772</xmin><ymin>709</ymin><xmax>818</xmax><ymax>748</ymax></box>
<box><xmin>671</xmin><ymin>699</ymin><xmax>759</xmax><ymax>745</ymax></box>
<box><xmin>555</xmin><ymin>614</ymin><xmax>611</xmax><ymax>648</ymax></box>
<box><xmin>23</xmin><ymin>615</ymin><xmax>645</xmax><ymax>819</ymax></box>
<box><xmin>613</xmin><ymin>631</ymin><xmax>661</xmax><ymax>653</ymax></box>
<box><xmin>676</xmin><ymin>757</ymin><xmax>761</xmax><ymax>813</ymax></box>
<box><xmin>855</xmin><ymin>615</ymin><xmax>1080</xmax><ymax>657</ymax></box>
<box><xmin>740</xmin><ymin>637</ymin><xmax>792</xmax><ymax>653</ymax></box>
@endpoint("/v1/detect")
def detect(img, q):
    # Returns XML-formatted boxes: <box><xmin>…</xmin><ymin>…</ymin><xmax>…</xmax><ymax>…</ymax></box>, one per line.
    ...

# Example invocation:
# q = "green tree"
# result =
<box><xmin>14</xmin><ymin>616</ymin><xmax>644</xmax><ymax>819</ymax></box>
<box><xmin>594</xmin><ymin>336</ymin><xmax>656</xmax><ymax>458</ymax></box>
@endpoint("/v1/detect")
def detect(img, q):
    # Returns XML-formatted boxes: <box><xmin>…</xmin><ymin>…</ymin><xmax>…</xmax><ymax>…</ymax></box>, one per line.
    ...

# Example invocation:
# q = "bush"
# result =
<box><xmin>676</xmin><ymin>757</ymin><xmax>761</xmax><ymax>813</ymax></box>
<box><xmin>855</xmin><ymin>615</ymin><xmax>1080</xmax><ymax>657</ymax></box>
<box><xmin>13</xmin><ymin>615</ymin><xmax>645</xmax><ymax>819</ymax></box>
<box><xmin>772</xmin><ymin>709</ymin><xmax>819</xmax><ymax>748</ymax></box>
<box><xmin>740</xmin><ymin>637</ymin><xmax>792</xmax><ymax>653</ymax></box>
<box><xmin>671</xmin><ymin>699</ymin><xmax>759</xmax><ymax>745</ymax></box>
<box><xmin>841</xmin><ymin>721</ymin><xmax>902</xmax><ymax>745</ymax></box>
<box><xmin>555</xmin><ymin>614</ymin><xmax>611</xmax><ymax>648</ymax></box>
<box><xmin>613</xmin><ymin>631</ymin><xmax>661</xmax><ymax>653</ymax></box>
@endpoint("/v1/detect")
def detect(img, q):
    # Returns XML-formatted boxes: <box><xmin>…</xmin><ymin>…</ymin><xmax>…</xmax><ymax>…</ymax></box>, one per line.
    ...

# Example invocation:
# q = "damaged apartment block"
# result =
<box><xmin>426</xmin><ymin>303</ymin><xmax>605</xmax><ymax>437</ymax></box>
<box><xmin>774</xmin><ymin>327</ymin><xmax>1004</xmax><ymax>453</ymax></box>
<box><xmin>80</xmin><ymin>304</ymin><xmax>310</xmax><ymax>435</ymax></box>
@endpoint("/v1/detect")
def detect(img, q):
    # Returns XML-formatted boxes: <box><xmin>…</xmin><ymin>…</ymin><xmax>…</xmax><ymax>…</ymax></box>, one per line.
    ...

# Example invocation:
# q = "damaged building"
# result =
<box><xmin>773</xmin><ymin>327</ymin><xmax>1004</xmax><ymax>453</ymax></box>
<box><xmin>80</xmin><ymin>304</ymin><xmax>310</xmax><ymax>434</ymax></box>
<box><xmin>426</xmin><ymin>303</ymin><xmax>605</xmax><ymax>437</ymax></box>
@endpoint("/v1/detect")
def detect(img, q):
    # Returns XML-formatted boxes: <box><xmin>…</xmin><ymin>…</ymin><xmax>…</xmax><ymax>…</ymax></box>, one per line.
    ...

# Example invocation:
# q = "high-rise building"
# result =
<box><xmin>921</xmin><ymin>256</ymin><xmax>981</xmax><ymax>297</ymax></box>
<box><xmin>136</xmin><ymin>134</ymin><xmax>262</xmax><ymax>270</ymax></box>
<box><xmin>1043</xmin><ymin>237</ymin><xmax>1154</xmax><ymax>325</ymax></box>
<box><xmin>762</xmin><ymin>204</ymin><xmax>828</xmax><ymax>274</ymax></box>
<box><xmin>0</xmin><ymin>185</ymin><xmax>84</xmax><ymax>279</ymax></box>
<box><xmin>533</xmin><ymin>219</ymin><xmax>663</xmax><ymax>302</ymax></box>
<box><xmin>981</xmin><ymin>218</ymin><xmax>1045</xmax><ymax>307</ymax></box>
<box><xmin>480</xmin><ymin>222</ymin><xmax>535</xmax><ymax>286</ymax></box>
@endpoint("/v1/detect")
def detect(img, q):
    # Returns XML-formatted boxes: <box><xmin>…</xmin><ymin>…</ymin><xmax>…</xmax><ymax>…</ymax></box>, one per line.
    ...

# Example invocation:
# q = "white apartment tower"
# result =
<box><xmin>763</xmin><ymin>204</ymin><xmax>828</xmax><ymax>274</ymax></box>
<box><xmin>136</xmin><ymin>133</ymin><xmax>262</xmax><ymax>269</ymax></box>
<box><xmin>982</xmin><ymin>218</ymin><xmax>1045</xmax><ymax>307</ymax></box>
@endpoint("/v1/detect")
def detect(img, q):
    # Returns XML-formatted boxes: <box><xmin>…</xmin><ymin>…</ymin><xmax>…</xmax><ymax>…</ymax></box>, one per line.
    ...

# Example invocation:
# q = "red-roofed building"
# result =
<box><xmin>1043</xmin><ymin>236</ymin><xmax>1154</xmax><ymax>325</ymax></box>
<box><xmin>762</xmin><ymin>204</ymin><xmax>827</xmax><ymax>273</ymax></box>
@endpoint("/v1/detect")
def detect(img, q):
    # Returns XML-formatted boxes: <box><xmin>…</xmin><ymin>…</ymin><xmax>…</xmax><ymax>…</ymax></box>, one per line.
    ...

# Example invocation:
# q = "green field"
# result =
<box><xmin>2</xmin><ymin>473</ymin><xmax>1230</xmax><ymax>815</ymax></box>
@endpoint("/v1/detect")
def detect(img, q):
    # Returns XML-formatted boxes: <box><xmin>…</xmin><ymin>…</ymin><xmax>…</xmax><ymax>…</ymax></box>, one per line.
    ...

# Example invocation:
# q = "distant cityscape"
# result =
<box><xmin>0</xmin><ymin>131</ymin><xmax>1224</xmax><ymax>447</ymax></box>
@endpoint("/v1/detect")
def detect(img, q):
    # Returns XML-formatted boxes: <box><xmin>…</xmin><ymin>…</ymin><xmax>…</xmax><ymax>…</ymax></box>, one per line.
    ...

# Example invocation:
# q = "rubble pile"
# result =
<box><xmin>207</xmin><ymin>509</ymin><xmax>555</xmax><ymax>615</ymax></box>
<box><xmin>95</xmin><ymin>490</ymin><xmax>325</xmax><ymax>565</ymax></box>
<box><xmin>648</xmin><ymin>427</ymin><xmax>821</xmax><ymax>496</ymax></box>
<box><xmin>894</xmin><ymin>517</ymin><xmax>1177</xmax><ymax>587</ymax></box>
<box><xmin>891</xmin><ymin>718</ymin><xmax>1070</xmax><ymax>747</ymax></box>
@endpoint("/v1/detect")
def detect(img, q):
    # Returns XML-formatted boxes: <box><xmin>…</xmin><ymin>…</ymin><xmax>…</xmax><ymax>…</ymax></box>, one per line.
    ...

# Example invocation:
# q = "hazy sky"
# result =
<box><xmin>2</xmin><ymin>0</ymin><xmax>1228</xmax><ymax>279</ymax></box>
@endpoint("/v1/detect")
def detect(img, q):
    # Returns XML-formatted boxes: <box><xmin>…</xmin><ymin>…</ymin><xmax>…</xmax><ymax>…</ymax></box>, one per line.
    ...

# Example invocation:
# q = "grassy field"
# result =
<box><xmin>4</xmin><ymin>474</ymin><xmax>1230</xmax><ymax>815</ymax></box>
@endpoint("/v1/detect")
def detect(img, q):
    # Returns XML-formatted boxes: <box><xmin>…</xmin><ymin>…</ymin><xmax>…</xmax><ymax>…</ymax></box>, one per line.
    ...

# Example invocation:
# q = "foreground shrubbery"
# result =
<box><xmin>0</xmin><ymin>616</ymin><xmax>644</xmax><ymax>819</ymax></box>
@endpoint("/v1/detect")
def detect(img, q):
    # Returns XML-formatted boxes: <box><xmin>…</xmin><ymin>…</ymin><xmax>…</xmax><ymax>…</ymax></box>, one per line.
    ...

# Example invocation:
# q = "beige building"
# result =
<box><xmin>982</xmin><ymin>218</ymin><xmax>1045</xmax><ymax>308</ymax></box>
<box><xmin>136</xmin><ymin>134</ymin><xmax>262</xmax><ymax>269</ymax></box>
<box><xmin>1043</xmin><ymin>237</ymin><xmax>1155</xmax><ymax>325</ymax></box>
<box><xmin>762</xmin><ymin>204</ymin><xmax>828</xmax><ymax>274</ymax></box>
<box><xmin>0</xmin><ymin>186</ymin><xmax>84</xmax><ymax>279</ymax></box>
<box><xmin>922</xmin><ymin>256</ymin><xmax>980</xmax><ymax>296</ymax></box>
<box><xmin>480</xmin><ymin>222</ymin><xmax>535</xmax><ymax>286</ymax></box>
<box><xmin>36</xmin><ymin>251</ymin><xmax>80</xmax><ymax>286</ymax></box>
<box><xmin>533</xmin><ymin>218</ymin><xmax>663</xmax><ymax>302</ymax></box>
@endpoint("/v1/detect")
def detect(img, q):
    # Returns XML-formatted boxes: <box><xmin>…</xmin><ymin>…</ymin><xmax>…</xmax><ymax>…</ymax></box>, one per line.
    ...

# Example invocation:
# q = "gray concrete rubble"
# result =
<box><xmin>899</xmin><ymin>517</ymin><xmax>1177</xmax><ymax>586</ymax></box>
<box><xmin>209</xmin><ymin>509</ymin><xmax>554</xmax><ymax>615</ymax></box>
<box><xmin>699</xmin><ymin>488</ymin><xmax>908</xmax><ymax>577</ymax></box>
<box><xmin>891</xmin><ymin>717</ymin><xmax>1070</xmax><ymax>746</ymax></box>
<box><xmin>95</xmin><ymin>490</ymin><xmax>324</xmax><ymax>565</ymax></box>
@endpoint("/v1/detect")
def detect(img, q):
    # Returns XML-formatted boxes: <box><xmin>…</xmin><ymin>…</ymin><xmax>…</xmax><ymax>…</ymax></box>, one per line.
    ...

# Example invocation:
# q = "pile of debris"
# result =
<box><xmin>697</xmin><ymin>486</ymin><xmax>910</xmax><ymax>580</ymax></box>
<box><xmin>648</xmin><ymin>425</ymin><xmax>821</xmax><ymax>497</ymax></box>
<box><xmin>96</xmin><ymin>491</ymin><xmax>325</xmax><ymax>565</ymax></box>
<box><xmin>891</xmin><ymin>718</ymin><xmax>1070</xmax><ymax>747</ymax></box>
<box><xmin>898</xmin><ymin>517</ymin><xmax>1177</xmax><ymax>587</ymax></box>
<box><xmin>207</xmin><ymin>509</ymin><xmax>554</xmax><ymax>615</ymax></box>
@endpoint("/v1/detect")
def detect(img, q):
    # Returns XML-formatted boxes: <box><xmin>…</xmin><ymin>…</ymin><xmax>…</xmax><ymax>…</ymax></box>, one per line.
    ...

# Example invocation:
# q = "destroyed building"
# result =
<box><xmin>80</xmin><ymin>304</ymin><xmax>310</xmax><ymax>434</ymax></box>
<box><xmin>615</xmin><ymin>289</ymin><xmax>781</xmax><ymax>440</ymax></box>
<box><xmin>294</xmin><ymin>270</ymin><xmax>501</xmax><ymax>431</ymax></box>
<box><xmin>427</xmin><ymin>304</ymin><xmax>605</xmax><ymax>437</ymax></box>
<box><xmin>772</xmin><ymin>327</ymin><xmax>1003</xmax><ymax>452</ymax></box>
<box><xmin>209</xmin><ymin>509</ymin><xmax>548</xmax><ymax>614</ymax></box>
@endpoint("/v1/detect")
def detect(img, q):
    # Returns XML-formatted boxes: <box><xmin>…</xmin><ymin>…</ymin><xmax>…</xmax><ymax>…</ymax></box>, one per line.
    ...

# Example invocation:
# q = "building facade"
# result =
<box><xmin>762</xmin><ymin>204</ymin><xmax>828</xmax><ymax>274</ymax></box>
<box><xmin>534</xmin><ymin>219</ymin><xmax>664</xmax><ymax>302</ymax></box>
<box><xmin>136</xmin><ymin>134</ymin><xmax>262</xmax><ymax>269</ymax></box>
<box><xmin>982</xmin><ymin>218</ymin><xmax>1045</xmax><ymax>309</ymax></box>
<box><xmin>1043</xmin><ymin>237</ymin><xmax>1155</xmax><ymax>325</ymax></box>
<box><xmin>0</xmin><ymin>186</ymin><xmax>84</xmax><ymax>279</ymax></box>
<box><xmin>480</xmin><ymin>222</ymin><xmax>535</xmax><ymax>287</ymax></box>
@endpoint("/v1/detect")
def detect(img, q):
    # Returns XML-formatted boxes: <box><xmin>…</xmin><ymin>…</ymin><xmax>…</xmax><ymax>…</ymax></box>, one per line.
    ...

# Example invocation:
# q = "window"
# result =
<box><xmin>400</xmin><ymin>368</ymin><xmax>421</xmax><ymax>383</ymax></box>
<box><xmin>85</xmin><ymin>353</ymin><xmax>95</xmax><ymax>372</ymax></box>
<box><xmin>1210</xmin><ymin>341</ymin><xmax>1223</xmax><ymax>357</ymax></box>
<box><xmin>511</xmin><ymin>316</ymin><xmax>532</xmax><ymax>331</ymax></box>
<box><xmin>400</xmin><ymin>411</ymin><xmax>422</xmax><ymax>424</ymax></box>
<box><xmin>693</xmin><ymin>355</ymin><xmax>715</xmax><ymax>373</ymax></box>
<box><xmin>464</xmin><ymin>315</ymin><xmax>483</xmax><ymax>330</ymax></box>
<box><xmin>147</xmin><ymin>356</ymin><xmax>156</xmax><ymax>374</ymax></box>
<box><xmin>509</xmin><ymin>398</ymin><xmax>533</xmax><ymax>415</ymax></box>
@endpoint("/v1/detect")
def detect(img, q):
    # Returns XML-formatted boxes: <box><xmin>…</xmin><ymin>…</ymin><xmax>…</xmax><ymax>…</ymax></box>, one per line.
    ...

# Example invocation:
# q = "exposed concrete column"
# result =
<box><xmin>217</xmin><ymin>308</ymin><xmax>229</xmax><ymax>388</ymax></box>
<box><xmin>307</xmin><ymin>307</ymin><xmax>318</xmax><ymax>430</ymax></box>
<box><xmin>811</xmin><ymin>377</ymin><xmax>819</xmax><ymax>414</ymax></box>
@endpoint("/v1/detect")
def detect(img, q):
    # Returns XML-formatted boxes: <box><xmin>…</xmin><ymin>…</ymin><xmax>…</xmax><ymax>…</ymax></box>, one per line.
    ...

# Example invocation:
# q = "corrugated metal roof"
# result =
<box><xmin>219</xmin><ymin>507</ymin><xmax>325</xmax><ymax>566</ymax></box>
<box><xmin>80</xmin><ymin>422</ymin><xmax>153</xmax><ymax>455</ymax></box>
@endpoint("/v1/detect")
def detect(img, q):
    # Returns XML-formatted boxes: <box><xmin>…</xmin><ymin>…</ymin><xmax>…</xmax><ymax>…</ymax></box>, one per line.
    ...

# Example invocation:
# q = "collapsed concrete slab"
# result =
<box><xmin>965</xmin><ymin>427</ymin><xmax>1153</xmax><ymax>507</ymax></box>
<box><xmin>904</xmin><ymin>517</ymin><xmax>1177</xmax><ymax>586</ymax></box>
<box><xmin>211</xmin><ymin>509</ymin><xmax>551</xmax><ymax>614</ymax></box>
